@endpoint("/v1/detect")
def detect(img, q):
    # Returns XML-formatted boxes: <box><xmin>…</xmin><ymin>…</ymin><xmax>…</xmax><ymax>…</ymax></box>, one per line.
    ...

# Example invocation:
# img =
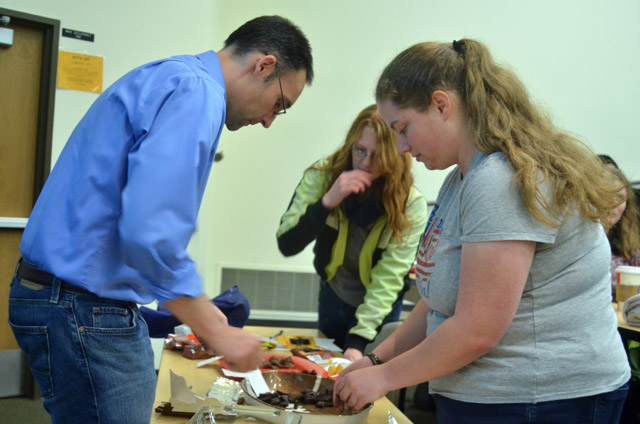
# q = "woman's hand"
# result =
<box><xmin>332</xmin><ymin>355</ymin><xmax>372</xmax><ymax>410</ymax></box>
<box><xmin>343</xmin><ymin>347</ymin><xmax>364</xmax><ymax>362</ymax></box>
<box><xmin>322</xmin><ymin>170</ymin><xmax>372</xmax><ymax>209</ymax></box>
<box><xmin>338</xmin><ymin>355</ymin><xmax>371</xmax><ymax>379</ymax></box>
<box><xmin>333</xmin><ymin>365</ymin><xmax>388</xmax><ymax>413</ymax></box>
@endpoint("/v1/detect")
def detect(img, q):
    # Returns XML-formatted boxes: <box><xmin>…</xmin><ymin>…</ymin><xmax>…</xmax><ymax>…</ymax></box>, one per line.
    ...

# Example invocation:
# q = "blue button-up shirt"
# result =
<box><xmin>21</xmin><ymin>51</ymin><xmax>225</xmax><ymax>304</ymax></box>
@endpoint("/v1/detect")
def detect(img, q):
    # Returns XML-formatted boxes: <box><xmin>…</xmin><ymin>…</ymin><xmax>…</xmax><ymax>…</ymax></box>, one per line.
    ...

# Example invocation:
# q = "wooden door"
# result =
<box><xmin>0</xmin><ymin>7</ymin><xmax>58</xmax><ymax>397</ymax></box>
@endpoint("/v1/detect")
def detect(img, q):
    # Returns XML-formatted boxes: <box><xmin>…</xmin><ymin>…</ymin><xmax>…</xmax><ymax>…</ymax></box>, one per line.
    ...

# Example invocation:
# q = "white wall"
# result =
<box><xmin>5</xmin><ymin>1</ymin><xmax>640</xmax><ymax>298</ymax></box>
<box><xmin>205</xmin><ymin>0</ymin><xmax>640</xmax><ymax>295</ymax></box>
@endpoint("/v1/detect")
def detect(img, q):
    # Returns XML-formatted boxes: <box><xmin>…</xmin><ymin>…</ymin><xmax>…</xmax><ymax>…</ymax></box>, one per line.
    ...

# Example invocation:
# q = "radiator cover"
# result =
<box><xmin>220</xmin><ymin>267</ymin><xmax>319</xmax><ymax>321</ymax></box>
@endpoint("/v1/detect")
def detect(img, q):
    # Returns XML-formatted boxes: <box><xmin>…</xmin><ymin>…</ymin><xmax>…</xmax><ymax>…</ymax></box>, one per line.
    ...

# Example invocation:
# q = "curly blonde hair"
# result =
<box><xmin>310</xmin><ymin>104</ymin><xmax>414</xmax><ymax>241</ymax></box>
<box><xmin>607</xmin><ymin>168</ymin><xmax>640</xmax><ymax>260</ymax></box>
<box><xmin>376</xmin><ymin>39</ymin><xmax>620</xmax><ymax>227</ymax></box>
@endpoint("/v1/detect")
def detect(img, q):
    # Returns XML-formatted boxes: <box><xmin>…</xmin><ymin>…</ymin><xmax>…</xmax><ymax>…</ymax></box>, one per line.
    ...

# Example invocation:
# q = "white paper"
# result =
<box><xmin>306</xmin><ymin>354</ymin><xmax>324</xmax><ymax>364</ymax></box>
<box><xmin>221</xmin><ymin>368</ymin><xmax>250</xmax><ymax>378</ymax></box>
<box><xmin>311</xmin><ymin>375</ymin><xmax>322</xmax><ymax>392</ymax></box>
<box><xmin>169</xmin><ymin>370</ymin><xmax>205</xmax><ymax>403</ymax></box>
<box><xmin>245</xmin><ymin>369</ymin><xmax>270</xmax><ymax>396</ymax></box>
<box><xmin>314</xmin><ymin>338</ymin><xmax>342</xmax><ymax>352</ymax></box>
<box><xmin>196</xmin><ymin>355</ymin><xmax>224</xmax><ymax>368</ymax></box>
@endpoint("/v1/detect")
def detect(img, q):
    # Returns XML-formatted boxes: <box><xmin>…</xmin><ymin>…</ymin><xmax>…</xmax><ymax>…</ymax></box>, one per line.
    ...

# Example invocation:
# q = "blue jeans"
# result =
<box><xmin>318</xmin><ymin>279</ymin><xmax>404</xmax><ymax>349</ymax></box>
<box><xmin>9</xmin><ymin>274</ymin><xmax>157</xmax><ymax>424</ymax></box>
<box><xmin>433</xmin><ymin>382</ymin><xmax>629</xmax><ymax>424</ymax></box>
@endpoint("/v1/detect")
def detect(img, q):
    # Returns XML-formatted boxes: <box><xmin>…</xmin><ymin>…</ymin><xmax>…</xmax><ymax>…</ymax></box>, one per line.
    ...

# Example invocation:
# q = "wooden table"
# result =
<box><xmin>150</xmin><ymin>326</ymin><xmax>412</xmax><ymax>423</ymax></box>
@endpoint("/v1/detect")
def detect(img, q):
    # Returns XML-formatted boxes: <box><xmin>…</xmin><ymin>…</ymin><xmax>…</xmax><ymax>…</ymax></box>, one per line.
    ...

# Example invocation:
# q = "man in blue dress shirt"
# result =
<box><xmin>8</xmin><ymin>15</ymin><xmax>313</xmax><ymax>423</ymax></box>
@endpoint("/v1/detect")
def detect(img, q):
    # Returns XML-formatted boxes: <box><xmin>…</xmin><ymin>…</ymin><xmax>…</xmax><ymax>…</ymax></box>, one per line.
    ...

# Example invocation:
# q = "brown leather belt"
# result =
<box><xmin>16</xmin><ymin>260</ymin><xmax>94</xmax><ymax>296</ymax></box>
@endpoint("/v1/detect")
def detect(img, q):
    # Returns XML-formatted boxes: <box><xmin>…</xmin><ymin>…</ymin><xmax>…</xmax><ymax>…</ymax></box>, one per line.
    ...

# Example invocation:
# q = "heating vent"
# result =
<box><xmin>220</xmin><ymin>267</ymin><xmax>319</xmax><ymax>321</ymax></box>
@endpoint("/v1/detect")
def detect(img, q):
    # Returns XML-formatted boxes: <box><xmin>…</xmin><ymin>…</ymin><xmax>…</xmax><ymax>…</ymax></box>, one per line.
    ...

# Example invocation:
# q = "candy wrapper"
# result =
<box><xmin>164</xmin><ymin>324</ymin><xmax>203</xmax><ymax>351</ymax></box>
<box><xmin>182</xmin><ymin>344</ymin><xmax>216</xmax><ymax>360</ymax></box>
<box><xmin>291</xmin><ymin>347</ymin><xmax>335</xmax><ymax>361</ymax></box>
<box><xmin>276</xmin><ymin>335</ymin><xmax>316</xmax><ymax>349</ymax></box>
<box><xmin>207</xmin><ymin>376</ymin><xmax>243</xmax><ymax>405</ymax></box>
<box><xmin>163</xmin><ymin>333</ymin><xmax>200</xmax><ymax>351</ymax></box>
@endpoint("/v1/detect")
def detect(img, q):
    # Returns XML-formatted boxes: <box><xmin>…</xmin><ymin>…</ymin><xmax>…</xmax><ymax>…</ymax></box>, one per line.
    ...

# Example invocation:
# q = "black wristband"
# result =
<box><xmin>366</xmin><ymin>352</ymin><xmax>382</xmax><ymax>366</ymax></box>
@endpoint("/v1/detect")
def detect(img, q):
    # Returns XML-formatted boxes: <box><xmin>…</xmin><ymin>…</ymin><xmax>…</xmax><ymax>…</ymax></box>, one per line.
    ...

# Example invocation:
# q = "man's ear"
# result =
<box><xmin>431</xmin><ymin>90</ymin><xmax>453</xmax><ymax>119</ymax></box>
<box><xmin>253</xmin><ymin>54</ymin><xmax>277</xmax><ymax>77</ymax></box>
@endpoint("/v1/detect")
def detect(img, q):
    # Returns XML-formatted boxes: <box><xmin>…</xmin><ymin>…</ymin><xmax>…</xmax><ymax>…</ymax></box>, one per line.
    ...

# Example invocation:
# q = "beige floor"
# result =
<box><xmin>0</xmin><ymin>396</ymin><xmax>50</xmax><ymax>424</ymax></box>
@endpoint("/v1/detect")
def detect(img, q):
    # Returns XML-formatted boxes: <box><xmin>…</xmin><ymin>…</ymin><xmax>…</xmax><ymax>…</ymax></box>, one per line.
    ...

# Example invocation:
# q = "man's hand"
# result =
<box><xmin>200</xmin><ymin>325</ymin><xmax>263</xmax><ymax>372</ymax></box>
<box><xmin>163</xmin><ymin>295</ymin><xmax>263</xmax><ymax>371</ymax></box>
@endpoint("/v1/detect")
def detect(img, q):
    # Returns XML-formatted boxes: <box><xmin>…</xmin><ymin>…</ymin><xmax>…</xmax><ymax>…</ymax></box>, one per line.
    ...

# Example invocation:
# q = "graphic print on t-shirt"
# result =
<box><xmin>416</xmin><ymin>204</ymin><xmax>443</xmax><ymax>299</ymax></box>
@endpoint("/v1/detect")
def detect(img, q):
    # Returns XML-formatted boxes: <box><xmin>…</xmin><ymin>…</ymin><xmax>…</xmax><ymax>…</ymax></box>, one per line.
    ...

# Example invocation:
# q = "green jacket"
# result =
<box><xmin>277</xmin><ymin>159</ymin><xmax>427</xmax><ymax>344</ymax></box>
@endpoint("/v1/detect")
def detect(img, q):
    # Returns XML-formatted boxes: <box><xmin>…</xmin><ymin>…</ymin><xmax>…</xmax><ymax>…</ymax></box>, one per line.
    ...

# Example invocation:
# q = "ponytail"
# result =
<box><xmin>377</xmin><ymin>39</ymin><xmax>620</xmax><ymax>227</ymax></box>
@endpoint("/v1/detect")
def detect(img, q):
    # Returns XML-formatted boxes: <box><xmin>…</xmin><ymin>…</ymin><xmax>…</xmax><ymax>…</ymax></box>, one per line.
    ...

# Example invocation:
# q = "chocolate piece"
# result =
<box><xmin>260</xmin><ymin>356</ymin><xmax>295</xmax><ymax>369</ymax></box>
<box><xmin>288</xmin><ymin>337</ymin><xmax>311</xmax><ymax>346</ymax></box>
<box><xmin>258</xmin><ymin>388</ymin><xmax>335</xmax><ymax>409</ymax></box>
<box><xmin>181</xmin><ymin>345</ymin><xmax>214</xmax><ymax>360</ymax></box>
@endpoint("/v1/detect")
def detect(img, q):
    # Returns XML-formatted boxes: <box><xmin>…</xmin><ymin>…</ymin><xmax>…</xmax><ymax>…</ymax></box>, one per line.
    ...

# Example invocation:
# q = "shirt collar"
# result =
<box><xmin>196</xmin><ymin>51</ymin><xmax>225</xmax><ymax>90</ymax></box>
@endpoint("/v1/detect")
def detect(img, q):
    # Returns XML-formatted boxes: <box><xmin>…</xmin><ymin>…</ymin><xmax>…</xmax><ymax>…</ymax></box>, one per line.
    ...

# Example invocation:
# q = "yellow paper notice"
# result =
<box><xmin>57</xmin><ymin>51</ymin><xmax>103</xmax><ymax>93</ymax></box>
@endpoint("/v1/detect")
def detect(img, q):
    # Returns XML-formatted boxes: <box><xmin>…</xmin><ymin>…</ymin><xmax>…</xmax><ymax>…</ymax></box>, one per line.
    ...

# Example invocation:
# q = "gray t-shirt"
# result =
<box><xmin>416</xmin><ymin>152</ymin><xmax>630</xmax><ymax>403</ymax></box>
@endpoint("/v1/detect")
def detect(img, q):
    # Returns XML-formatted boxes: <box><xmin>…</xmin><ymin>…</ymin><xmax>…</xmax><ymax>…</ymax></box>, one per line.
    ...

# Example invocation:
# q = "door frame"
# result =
<box><xmin>0</xmin><ymin>7</ymin><xmax>58</xmax><ymax>199</ymax></box>
<box><xmin>0</xmin><ymin>7</ymin><xmax>59</xmax><ymax>398</ymax></box>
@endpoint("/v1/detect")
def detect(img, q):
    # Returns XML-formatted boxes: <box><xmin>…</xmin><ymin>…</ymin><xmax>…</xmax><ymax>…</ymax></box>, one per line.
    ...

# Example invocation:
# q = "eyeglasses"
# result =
<box><xmin>274</xmin><ymin>64</ymin><xmax>287</xmax><ymax>116</ymax></box>
<box><xmin>352</xmin><ymin>145</ymin><xmax>376</xmax><ymax>162</ymax></box>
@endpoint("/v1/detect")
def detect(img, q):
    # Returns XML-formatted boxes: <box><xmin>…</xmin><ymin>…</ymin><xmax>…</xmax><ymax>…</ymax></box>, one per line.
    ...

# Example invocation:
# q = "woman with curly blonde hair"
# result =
<box><xmin>277</xmin><ymin>104</ymin><xmax>427</xmax><ymax>361</ymax></box>
<box><xmin>334</xmin><ymin>40</ymin><xmax>630</xmax><ymax>423</ymax></box>
<box><xmin>604</xmin><ymin>166</ymin><xmax>640</xmax><ymax>298</ymax></box>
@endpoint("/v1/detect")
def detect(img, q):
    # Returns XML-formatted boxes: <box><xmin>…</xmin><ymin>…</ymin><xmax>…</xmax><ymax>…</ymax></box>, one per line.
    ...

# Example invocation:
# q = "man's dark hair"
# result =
<box><xmin>224</xmin><ymin>15</ymin><xmax>314</xmax><ymax>85</ymax></box>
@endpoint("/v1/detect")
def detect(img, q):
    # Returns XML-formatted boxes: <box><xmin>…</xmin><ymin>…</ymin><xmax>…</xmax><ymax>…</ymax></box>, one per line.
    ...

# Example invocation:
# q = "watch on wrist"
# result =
<box><xmin>366</xmin><ymin>352</ymin><xmax>382</xmax><ymax>366</ymax></box>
